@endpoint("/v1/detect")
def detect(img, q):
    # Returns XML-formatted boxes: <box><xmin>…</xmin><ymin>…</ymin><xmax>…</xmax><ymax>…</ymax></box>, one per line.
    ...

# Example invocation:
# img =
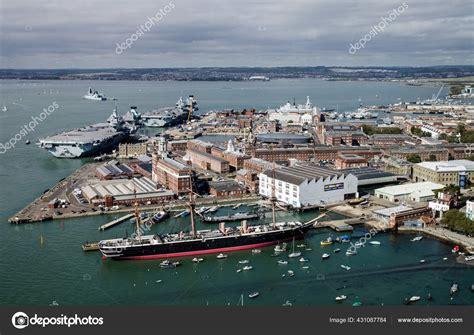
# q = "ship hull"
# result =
<box><xmin>41</xmin><ymin>132</ymin><xmax>129</xmax><ymax>158</ymax></box>
<box><xmin>103</xmin><ymin>224</ymin><xmax>312</xmax><ymax>261</ymax></box>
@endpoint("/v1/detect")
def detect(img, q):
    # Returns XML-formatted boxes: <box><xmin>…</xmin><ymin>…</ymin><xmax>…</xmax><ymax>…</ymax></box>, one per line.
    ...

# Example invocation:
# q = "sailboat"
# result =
<box><xmin>288</xmin><ymin>238</ymin><xmax>302</xmax><ymax>258</ymax></box>
<box><xmin>99</xmin><ymin>157</ymin><xmax>315</xmax><ymax>260</ymax></box>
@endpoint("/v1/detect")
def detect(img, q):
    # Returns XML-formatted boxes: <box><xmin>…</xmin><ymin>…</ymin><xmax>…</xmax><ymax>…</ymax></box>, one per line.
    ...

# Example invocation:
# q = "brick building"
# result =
<box><xmin>186</xmin><ymin>148</ymin><xmax>230</xmax><ymax>173</ymax></box>
<box><xmin>334</xmin><ymin>154</ymin><xmax>368</xmax><ymax>169</ymax></box>
<box><xmin>152</xmin><ymin>155</ymin><xmax>192</xmax><ymax>195</ymax></box>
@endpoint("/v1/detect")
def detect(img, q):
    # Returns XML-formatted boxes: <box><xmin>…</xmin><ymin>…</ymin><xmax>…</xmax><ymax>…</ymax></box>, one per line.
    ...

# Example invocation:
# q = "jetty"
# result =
<box><xmin>98</xmin><ymin>213</ymin><xmax>134</xmax><ymax>231</ymax></box>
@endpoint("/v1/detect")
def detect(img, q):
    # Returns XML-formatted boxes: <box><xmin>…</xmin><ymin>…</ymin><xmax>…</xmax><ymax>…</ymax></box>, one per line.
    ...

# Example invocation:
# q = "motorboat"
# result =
<box><xmin>160</xmin><ymin>260</ymin><xmax>181</xmax><ymax>268</ymax></box>
<box><xmin>450</xmin><ymin>283</ymin><xmax>458</xmax><ymax>295</ymax></box>
<box><xmin>345</xmin><ymin>250</ymin><xmax>356</xmax><ymax>256</ymax></box>
<box><xmin>299</xmin><ymin>257</ymin><xmax>309</xmax><ymax>262</ymax></box>
<box><xmin>217</xmin><ymin>253</ymin><xmax>228</xmax><ymax>259</ymax></box>
<box><xmin>242</xmin><ymin>265</ymin><xmax>253</xmax><ymax>271</ymax></box>
<box><xmin>407</xmin><ymin>296</ymin><xmax>421</xmax><ymax>304</ymax></box>
<box><xmin>274</xmin><ymin>243</ymin><xmax>287</xmax><ymax>253</ymax></box>
<box><xmin>369</xmin><ymin>241</ymin><xmax>381</xmax><ymax>245</ymax></box>
<box><xmin>248</xmin><ymin>292</ymin><xmax>260</xmax><ymax>299</ymax></box>
<box><xmin>411</xmin><ymin>236</ymin><xmax>423</xmax><ymax>242</ymax></box>
<box><xmin>192</xmin><ymin>257</ymin><xmax>204</xmax><ymax>263</ymax></box>
<box><xmin>320</xmin><ymin>237</ymin><xmax>334</xmax><ymax>246</ymax></box>
<box><xmin>238</xmin><ymin>259</ymin><xmax>249</xmax><ymax>264</ymax></box>
<box><xmin>340</xmin><ymin>265</ymin><xmax>351</xmax><ymax>270</ymax></box>
<box><xmin>335</xmin><ymin>295</ymin><xmax>347</xmax><ymax>301</ymax></box>
<box><xmin>278</xmin><ymin>260</ymin><xmax>288</xmax><ymax>265</ymax></box>
<box><xmin>322</xmin><ymin>253</ymin><xmax>330</xmax><ymax>259</ymax></box>
<box><xmin>334</xmin><ymin>248</ymin><xmax>341</xmax><ymax>253</ymax></box>
<box><xmin>252</xmin><ymin>249</ymin><xmax>262</xmax><ymax>254</ymax></box>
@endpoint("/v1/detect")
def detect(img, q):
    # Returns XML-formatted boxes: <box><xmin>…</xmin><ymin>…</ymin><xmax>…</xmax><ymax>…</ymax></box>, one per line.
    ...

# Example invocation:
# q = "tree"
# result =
<box><xmin>406</xmin><ymin>154</ymin><xmax>422</xmax><ymax>163</ymax></box>
<box><xmin>441</xmin><ymin>209</ymin><xmax>474</xmax><ymax>235</ymax></box>
<box><xmin>427</xmin><ymin>154</ymin><xmax>437</xmax><ymax>161</ymax></box>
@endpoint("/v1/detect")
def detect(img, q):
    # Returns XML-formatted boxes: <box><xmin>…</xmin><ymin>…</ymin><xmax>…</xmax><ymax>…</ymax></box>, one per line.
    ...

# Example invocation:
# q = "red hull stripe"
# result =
<box><xmin>118</xmin><ymin>237</ymin><xmax>300</xmax><ymax>260</ymax></box>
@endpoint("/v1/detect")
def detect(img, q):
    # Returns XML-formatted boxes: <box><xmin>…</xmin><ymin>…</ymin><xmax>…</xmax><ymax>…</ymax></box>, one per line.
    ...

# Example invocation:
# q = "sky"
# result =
<box><xmin>0</xmin><ymin>0</ymin><xmax>473</xmax><ymax>68</ymax></box>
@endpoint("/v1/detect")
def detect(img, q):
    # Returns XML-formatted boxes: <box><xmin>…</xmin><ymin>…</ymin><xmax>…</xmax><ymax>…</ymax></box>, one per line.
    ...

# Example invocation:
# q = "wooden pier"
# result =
<box><xmin>98</xmin><ymin>213</ymin><xmax>134</xmax><ymax>231</ymax></box>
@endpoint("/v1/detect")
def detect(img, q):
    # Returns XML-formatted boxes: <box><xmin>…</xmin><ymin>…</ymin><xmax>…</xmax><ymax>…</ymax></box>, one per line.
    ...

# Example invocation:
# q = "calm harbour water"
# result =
<box><xmin>0</xmin><ymin>79</ymin><xmax>472</xmax><ymax>306</ymax></box>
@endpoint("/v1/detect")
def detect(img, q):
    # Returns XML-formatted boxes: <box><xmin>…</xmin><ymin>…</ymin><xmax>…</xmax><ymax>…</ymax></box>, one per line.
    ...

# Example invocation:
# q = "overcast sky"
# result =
<box><xmin>1</xmin><ymin>0</ymin><xmax>473</xmax><ymax>68</ymax></box>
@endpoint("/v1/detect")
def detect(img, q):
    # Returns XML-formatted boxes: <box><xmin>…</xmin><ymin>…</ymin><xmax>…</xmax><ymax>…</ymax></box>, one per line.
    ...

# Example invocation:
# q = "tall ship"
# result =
<box><xmin>83</xmin><ymin>87</ymin><xmax>107</xmax><ymax>101</ymax></box>
<box><xmin>142</xmin><ymin>96</ymin><xmax>198</xmax><ymax>127</ymax></box>
<box><xmin>38</xmin><ymin>107</ymin><xmax>140</xmax><ymax>158</ymax></box>
<box><xmin>99</xmin><ymin>170</ymin><xmax>318</xmax><ymax>260</ymax></box>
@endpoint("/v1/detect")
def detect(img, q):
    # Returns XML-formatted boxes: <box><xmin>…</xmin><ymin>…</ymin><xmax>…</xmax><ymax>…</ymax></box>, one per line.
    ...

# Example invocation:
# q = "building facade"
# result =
<box><xmin>258</xmin><ymin>164</ymin><xmax>357</xmax><ymax>208</ymax></box>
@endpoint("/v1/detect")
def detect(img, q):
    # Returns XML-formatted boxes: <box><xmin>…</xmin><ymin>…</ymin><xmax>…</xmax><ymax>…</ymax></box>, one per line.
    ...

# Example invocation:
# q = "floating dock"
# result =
<box><xmin>98</xmin><ymin>213</ymin><xmax>134</xmax><ymax>231</ymax></box>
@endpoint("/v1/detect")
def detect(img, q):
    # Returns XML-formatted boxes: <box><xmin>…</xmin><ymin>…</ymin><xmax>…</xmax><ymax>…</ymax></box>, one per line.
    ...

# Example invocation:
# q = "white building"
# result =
<box><xmin>374</xmin><ymin>182</ymin><xmax>444</xmax><ymax>203</ymax></box>
<box><xmin>258</xmin><ymin>164</ymin><xmax>358</xmax><ymax>208</ymax></box>
<box><xmin>466</xmin><ymin>200</ymin><xmax>474</xmax><ymax>220</ymax></box>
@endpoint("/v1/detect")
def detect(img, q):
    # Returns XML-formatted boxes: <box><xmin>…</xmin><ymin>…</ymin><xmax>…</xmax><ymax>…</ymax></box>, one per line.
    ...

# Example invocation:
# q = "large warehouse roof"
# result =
<box><xmin>262</xmin><ymin>164</ymin><xmax>345</xmax><ymax>185</ymax></box>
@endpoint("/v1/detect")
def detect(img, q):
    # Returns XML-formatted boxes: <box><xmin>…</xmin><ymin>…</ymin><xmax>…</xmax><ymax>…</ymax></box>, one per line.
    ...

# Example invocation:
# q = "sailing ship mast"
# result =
<box><xmin>270</xmin><ymin>145</ymin><xmax>277</xmax><ymax>227</ymax></box>
<box><xmin>188</xmin><ymin>175</ymin><xmax>196</xmax><ymax>237</ymax></box>
<box><xmin>133</xmin><ymin>189</ymin><xmax>142</xmax><ymax>242</ymax></box>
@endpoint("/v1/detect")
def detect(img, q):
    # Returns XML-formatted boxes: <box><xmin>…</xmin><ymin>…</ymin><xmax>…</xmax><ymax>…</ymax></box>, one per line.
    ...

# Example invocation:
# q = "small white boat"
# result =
<box><xmin>333</xmin><ymin>248</ymin><xmax>341</xmax><ymax>253</ymax></box>
<box><xmin>278</xmin><ymin>260</ymin><xmax>288</xmax><ymax>265</ymax></box>
<box><xmin>282</xmin><ymin>300</ymin><xmax>292</xmax><ymax>307</ymax></box>
<box><xmin>274</xmin><ymin>243</ymin><xmax>287</xmax><ymax>253</ymax></box>
<box><xmin>236</xmin><ymin>269</ymin><xmax>242</xmax><ymax>273</ymax></box>
<box><xmin>465</xmin><ymin>255</ymin><xmax>474</xmax><ymax>261</ymax></box>
<box><xmin>345</xmin><ymin>250</ymin><xmax>356</xmax><ymax>256</ymax></box>
<box><xmin>408</xmin><ymin>296</ymin><xmax>421</xmax><ymax>303</ymax></box>
<box><xmin>450</xmin><ymin>283</ymin><xmax>458</xmax><ymax>295</ymax></box>
<box><xmin>248</xmin><ymin>292</ymin><xmax>259</xmax><ymax>299</ymax></box>
<box><xmin>305</xmin><ymin>248</ymin><xmax>312</xmax><ymax>251</ymax></box>
<box><xmin>297</xmin><ymin>244</ymin><xmax>306</xmax><ymax>248</ymax></box>
<box><xmin>443</xmin><ymin>257</ymin><xmax>448</xmax><ymax>261</ymax></box>
<box><xmin>217</xmin><ymin>253</ymin><xmax>227</xmax><ymax>259</ymax></box>
<box><xmin>299</xmin><ymin>257</ymin><xmax>309</xmax><ymax>262</ymax></box>
<box><xmin>155</xmin><ymin>280</ymin><xmax>162</xmax><ymax>283</ymax></box>
<box><xmin>242</xmin><ymin>265</ymin><xmax>253</xmax><ymax>271</ymax></box>
<box><xmin>288</xmin><ymin>252</ymin><xmax>301</xmax><ymax>258</ymax></box>
<box><xmin>340</xmin><ymin>265</ymin><xmax>351</xmax><ymax>270</ymax></box>
<box><xmin>2</xmin><ymin>105</ymin><xmax>7</xmax><ymax>112</ymax></box>
<box><xmin>419</xmin><ymin>259</ymin><xmax>425</xmax><ymax>263</ymax></box>
<box><xmin>288</xmin><ymin>238</ymin><xmax>300</xmax><ymax>258</ymax></box>
<box><xmin>322</xmin><ymin>253</ymin><xmax>330</xmax><ymax>259</ymax></box>
<box><xmin>335</xmin><ymin>295</ymin><xmax>347</xmax><ymax>301</ymax></box>
<box><xmin>160</xmin><ymin>260</ymin><xmax>181</xmax><ymax>268</ymax></box>
<box><xmin>287</xmin><ymin>270</ymin><xmax>294</xmax><ymax>277</ymax></box>
<box><xmin>252</xmin><ymin>249</ymin><xmax>261</xmax><ymax>254</ymax></box>
<box><xmin>302</xmin><ymin>266</ymin><xmax>309</xmax><ymax>269</ymax></box>
<box><xmin>192</xmin><ymin>257</ymin><xmax>204</xmax><ymax>263</ymax></box>
<box><xmin>369</xmin><ymin>241</ymin><xmax>381</xmax><ymax>245</ymax></box>
<box><xmin>238</xmin><ymin>259</ymin><xmax>249</xmax><ymax>264</ymax></box>
<box><xmin>206</xmin><ymin>206</ymin><xmax>219</xmax><ymax>213</ymax></box>
<box><xmin>411</xmin><ymin>236</ymin><xmax>423</xmax><ymax>242</ymax></box>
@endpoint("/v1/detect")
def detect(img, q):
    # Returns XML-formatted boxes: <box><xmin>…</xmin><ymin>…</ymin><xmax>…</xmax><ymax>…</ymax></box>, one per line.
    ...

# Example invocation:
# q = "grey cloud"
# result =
<box><xmin>0</xmin><ymin>0</ymin><xmax>472</xmax><ymax>68</ymax></box>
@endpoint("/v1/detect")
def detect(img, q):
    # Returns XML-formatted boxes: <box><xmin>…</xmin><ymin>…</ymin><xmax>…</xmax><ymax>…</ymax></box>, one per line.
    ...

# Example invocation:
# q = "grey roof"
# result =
<box><xmin>262</xmin><ymin>164</ymin><xmax>345</xmax><ymax>185</ymax></box>
<box><xmin>339</xmin><ymin>167</ymin><xmax>396</xmax><ymax>180</ymax></box>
